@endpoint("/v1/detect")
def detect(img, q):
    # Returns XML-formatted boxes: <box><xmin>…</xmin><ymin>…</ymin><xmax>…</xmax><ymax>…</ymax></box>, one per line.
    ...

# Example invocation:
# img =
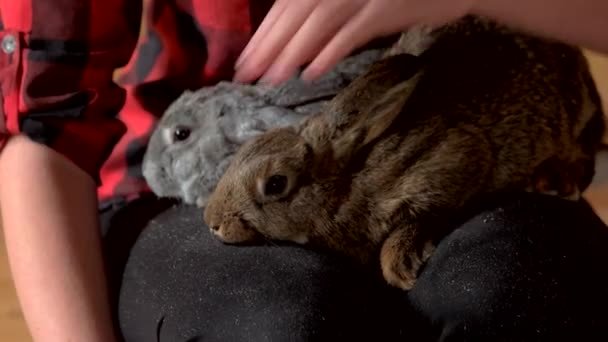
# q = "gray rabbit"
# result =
<box><xmin>141</xmin><ymin>43</ymin><xmax>423</xmax><ymax>206</ymax></box>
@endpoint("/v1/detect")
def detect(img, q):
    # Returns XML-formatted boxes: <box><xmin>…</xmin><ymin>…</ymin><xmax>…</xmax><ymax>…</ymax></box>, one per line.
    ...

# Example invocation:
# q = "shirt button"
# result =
<box><xmin>2</xmin><ymin>34</ymin><xmax>16</xmax><ymax>54</ymax></box>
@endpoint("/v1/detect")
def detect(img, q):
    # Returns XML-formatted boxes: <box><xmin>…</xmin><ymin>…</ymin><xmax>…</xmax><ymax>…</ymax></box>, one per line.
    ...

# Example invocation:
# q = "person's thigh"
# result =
<box><xmin>409</xmin><ymin>192</ymin><xmax>608</xmax><ymax>341</ymax></box>
<box><xmin>99</xmin><ymin>194</ymin><xmax>179</xmax><ymax>340</ymax></box>
<box><xmin>112</xmin><ymin>202</ymin><xmax>428</xmax><ymax>342</ymax></box>
<box><xmin>104</xmin><ymin>192</ymin><xmax>608</xmax><ymax>342</ymax></box>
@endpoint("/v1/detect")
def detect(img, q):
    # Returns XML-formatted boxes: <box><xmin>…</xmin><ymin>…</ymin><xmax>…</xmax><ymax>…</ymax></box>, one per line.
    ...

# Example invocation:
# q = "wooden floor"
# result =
<box><xmin>1</xmin><ymin>51</ymin><xmax>608</xmax><ymax>342</ymax></box>
<box><xmin>0</xmin><ymin>230</ymin><xmax>30</xmax><ymax>342</ymax></box>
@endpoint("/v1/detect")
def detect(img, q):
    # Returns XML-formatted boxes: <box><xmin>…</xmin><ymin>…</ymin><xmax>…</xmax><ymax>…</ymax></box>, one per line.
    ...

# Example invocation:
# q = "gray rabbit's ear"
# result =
<box><xmin>264</xmin><ymin>49</ymin><xmax>385</xmax><ymax>109</ymax></box>
<box><xmin>265</xmin><ymin>76</ymin><xmax>347</xmax><ymax>109</ymax></box>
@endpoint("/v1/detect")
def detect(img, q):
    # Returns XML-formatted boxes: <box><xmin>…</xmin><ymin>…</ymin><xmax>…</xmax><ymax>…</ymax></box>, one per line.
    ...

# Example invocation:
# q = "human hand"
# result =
<box><xmin>233</xmin><ymin>0</ymin><xmax>474</xmax><ymax>85</ymax></box>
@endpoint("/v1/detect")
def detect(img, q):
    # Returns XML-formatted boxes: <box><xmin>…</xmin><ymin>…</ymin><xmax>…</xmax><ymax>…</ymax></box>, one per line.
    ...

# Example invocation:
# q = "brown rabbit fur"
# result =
<box><xmin>203</xmin><ymin>16</ymin><xmax>606</xmax><ymax>291</ymax></box>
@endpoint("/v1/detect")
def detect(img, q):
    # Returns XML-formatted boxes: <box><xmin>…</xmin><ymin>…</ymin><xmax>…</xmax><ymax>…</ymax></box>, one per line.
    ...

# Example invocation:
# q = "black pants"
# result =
<box><xmin>100</xmin><ymin>192</ymin><xmax>608</xmax><ymax>342</ymax></box>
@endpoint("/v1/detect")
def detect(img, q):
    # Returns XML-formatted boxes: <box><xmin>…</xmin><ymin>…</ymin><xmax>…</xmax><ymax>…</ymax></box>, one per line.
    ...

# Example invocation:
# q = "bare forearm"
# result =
<box><xmin>473</xmin><ymin>0</ymin><xmax>608</xmax><ymax>53</ymax></box>
<box><xmin>0</xmin><ymin>135</ymin><xmax>117</xmax><ymax>342</ymax></box>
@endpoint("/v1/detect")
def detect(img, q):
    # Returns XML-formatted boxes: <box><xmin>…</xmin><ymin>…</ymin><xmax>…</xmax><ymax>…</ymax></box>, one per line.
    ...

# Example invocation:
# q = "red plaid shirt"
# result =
<box><xmin>0</xmin><ymin>0</ymin><xmax>273</xmax><ymax>203</ymax></box>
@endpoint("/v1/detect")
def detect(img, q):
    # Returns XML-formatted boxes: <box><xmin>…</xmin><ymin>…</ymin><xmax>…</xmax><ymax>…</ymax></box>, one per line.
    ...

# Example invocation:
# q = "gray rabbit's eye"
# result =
<box><xmin>173</xmin><ymin>126</ymin><xmax>191</xmax><ymax>142</ymax></box>
<box><xmin>265</xmin><ymin>175</ymin><xmax>288</xmax><ymax>196</ymax></box>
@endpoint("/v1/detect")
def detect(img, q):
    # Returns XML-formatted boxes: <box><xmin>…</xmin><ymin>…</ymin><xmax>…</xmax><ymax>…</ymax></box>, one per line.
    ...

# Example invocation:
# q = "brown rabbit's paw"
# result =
<box><xmin>380</xmin><ymin>233</ymin><xmax>436</xmax><ymax>291</ymax></box>
<box><xmin>380</xmin><ymin>252</ymin><xmax>417</xmax><ymax>290</ymax></box>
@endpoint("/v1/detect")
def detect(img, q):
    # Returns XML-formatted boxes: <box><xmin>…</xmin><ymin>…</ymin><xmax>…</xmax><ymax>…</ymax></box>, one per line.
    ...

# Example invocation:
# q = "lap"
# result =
<box><xmin>410</xmin><ymin>192</ymin><xmax>608</xmax><ymax>341</ymax></box>
<box><xmin>101</xmin><ymin>196</ymin><xmax>424</xmax><ymax>342</ymax></box>
<box><xmin>101</xmin><ymin>192</ymin><xmax>608</xmax><ymax>342</ymax></box>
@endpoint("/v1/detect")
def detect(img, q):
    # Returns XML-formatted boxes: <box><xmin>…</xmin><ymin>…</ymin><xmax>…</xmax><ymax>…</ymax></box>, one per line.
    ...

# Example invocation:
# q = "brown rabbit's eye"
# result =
<box><xmin>265</xmin><ymin>175</ymin><xmax>288</xmax><ymax>196</ymax></box>
<box><xmin>173</xmin><ymin>126</ymin><xmax>191</xmax><ymax>142</ymax></box>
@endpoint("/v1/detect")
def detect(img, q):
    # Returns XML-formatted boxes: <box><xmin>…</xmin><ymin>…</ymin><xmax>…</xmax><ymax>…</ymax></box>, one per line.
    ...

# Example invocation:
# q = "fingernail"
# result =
<box><xmin>235</xmin><ymin>53</ymin><xmax>247</xmax><ymax>69</ymax></box>
<box><xmin>232</xmin><ymin>69</ymin><xmax>251</xmax><ymax>83</ymax></box>
<box><xmin>301</xmin><ymin>67</ymin><xmax>319</xmax><ymax>82</ymax></box>
<box><xmin>236</xmin><ymin>45</ymin><xmax>252</xmax><ymax>68</ymax></box>
<box><xmin>258</xmin><ymin>73</ymin><xmax>276</xmax><ymax>86</ymax></box>
<box><xmin>258</xmin><ymin>64</ymin><xmax>280</xmax><ymax>84</ymax></box>
<box><xmin>236</xmin><ymin>41</ymin><xmax>258</xmax><ymax>67</ymax></box>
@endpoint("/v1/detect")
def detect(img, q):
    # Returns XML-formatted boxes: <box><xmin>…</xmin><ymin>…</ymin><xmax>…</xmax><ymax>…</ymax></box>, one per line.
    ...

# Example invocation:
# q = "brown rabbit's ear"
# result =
<box><xmin>331</xmin><ymin>70</ymin><xmax>424</xmax><ymax>164</ymax></box>
<box><xmin>298</xmin><ymin>53</ymin><xmax>424</xmax><ymax>168</ymax></box>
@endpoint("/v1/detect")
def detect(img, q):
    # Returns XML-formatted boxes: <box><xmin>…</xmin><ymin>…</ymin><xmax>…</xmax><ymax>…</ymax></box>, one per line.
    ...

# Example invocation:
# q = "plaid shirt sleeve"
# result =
<box><xmin>0</xmin><ymin>0</ymin><xmax>143</xmax><ymax>184</ymax></box>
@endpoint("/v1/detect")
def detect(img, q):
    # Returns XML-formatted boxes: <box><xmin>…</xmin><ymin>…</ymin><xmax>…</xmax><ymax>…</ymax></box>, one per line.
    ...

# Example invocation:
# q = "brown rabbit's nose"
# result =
<box><xmin>210</xmin><ymin>224</ymin><xmax>220</xmax><ymax>231</ymax></box>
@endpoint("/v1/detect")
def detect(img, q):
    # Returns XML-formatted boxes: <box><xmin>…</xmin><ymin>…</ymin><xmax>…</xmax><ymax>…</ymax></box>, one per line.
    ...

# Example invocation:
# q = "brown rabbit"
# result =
<box><xmin>203</xmin><ymin>16</ymin><xmax>606</xmax><ymax>291</ymax></box>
